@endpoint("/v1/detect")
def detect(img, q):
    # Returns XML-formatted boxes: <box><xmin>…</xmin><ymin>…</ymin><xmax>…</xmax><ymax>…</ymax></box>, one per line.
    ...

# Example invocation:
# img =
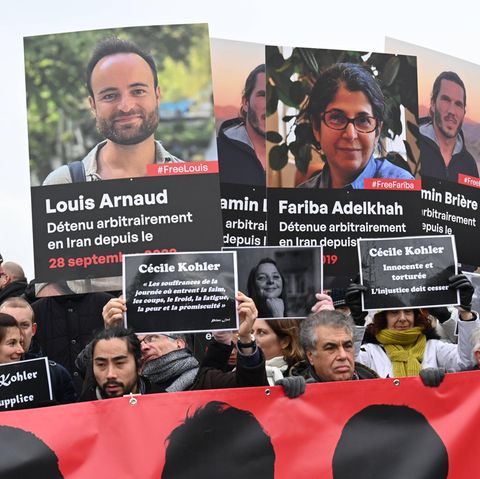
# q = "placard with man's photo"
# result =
<box><xmin>25</xmin><ymin>24</ymin><xmax>223</xmax><ymax>294</ymax></box>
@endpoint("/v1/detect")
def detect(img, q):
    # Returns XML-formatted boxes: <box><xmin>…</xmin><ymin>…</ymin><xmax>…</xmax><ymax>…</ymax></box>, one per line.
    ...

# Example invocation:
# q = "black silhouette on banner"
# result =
<box><xmin>123</xmin><ymin>251</ymin><xmax>238</xmax><ymax>333</ymax></box>
<box><xmin>358</xmin><ymin>235</ymin><xmax>458</xmax><ymax>310</ymax></box>
<box><xmin>0</xmin><ymin>358</ymin><xmax>52</xmax><ymax>411</ymax></box>
<box><xmin>0</xmin><ymin>426</ymin><xmax>63</xmax><ymax>478</ymax></box>
<box><xmin>332</xmin><ymin>405</ymin><xmax>448</xmax><ymax>479</ymax></box>
<box><xmin>161</xmin><ymin>401</ymin><xmax>275</xmax><ymax>479</ymax></box>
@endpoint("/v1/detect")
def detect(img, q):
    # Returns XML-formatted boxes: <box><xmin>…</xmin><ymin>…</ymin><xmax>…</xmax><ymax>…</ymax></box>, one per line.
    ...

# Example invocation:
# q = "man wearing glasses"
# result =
<box><xmin>76</xmin><ymin>292</ymin><xmax>266</xmax><ymax>396</ymax></box>
<box><xmin>298</xmin><ymin>62</ymin><xmax>414</xmax><ymax>189</ymax></box>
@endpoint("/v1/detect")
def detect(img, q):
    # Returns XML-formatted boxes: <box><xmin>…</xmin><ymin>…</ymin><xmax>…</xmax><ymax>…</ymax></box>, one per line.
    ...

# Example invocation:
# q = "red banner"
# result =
<box><xmin>0</xmin><ymin>371</ymin><xmax>479</xmax><ymax>478</ymax></box>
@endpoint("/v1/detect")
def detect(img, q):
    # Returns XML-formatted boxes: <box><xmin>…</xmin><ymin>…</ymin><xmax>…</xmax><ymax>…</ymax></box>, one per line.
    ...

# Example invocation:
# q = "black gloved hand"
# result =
<box><xmin>419</xmin><ymin>368</ymin><xmax>446</xmax><ymax>387</ymax></box>
<box><xmin>345</xmin><ymin>283</ymin><xmax>368</xmax><ymax>326</ymax></box>
<box><xmin>449</xmin><ymin>274</ymin><xmax>474</xmax><ymax>311</ymax></box>
<box><xmin>275</xmin><ymin>376</ymin><xmax>306</xmax><ymax>399</ymax></box>
<box><xmin>427</xmin><ymin>307</ymin><xmax>451</xmax><ymax>324</ymax></box>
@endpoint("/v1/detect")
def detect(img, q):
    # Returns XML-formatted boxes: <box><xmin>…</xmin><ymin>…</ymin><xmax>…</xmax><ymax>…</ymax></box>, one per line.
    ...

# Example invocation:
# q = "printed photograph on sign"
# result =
<box><xmin>386</xmin><ymin>38</ymin><xmax>480</xmax><ymax>186</ymax></box>
<box><xmin>25</xmin><ymin>25</ymin><xmax>223</xmax><ymax>293</ymax></box>
<box><xmin>123</xmin><ymin>251</ymin><xmax>238</xmax><ymax>334</ymax></box>
<box><xmin>266</xmin><ymin>46</ymin><xmax>418</xmax><ymax>189</ymax></box>
<box><xmin>385</xmin><ymin>38</ymin><xmax>480</xmax><ymax>270</ymax></box>
<box><xmin>264</xmin><ymin>45</ymin><xmax>422</xmax><ymax>290</ymax></box>
<box><xmin>211</xmin><ymin>38</ymin><xmax>266</xmax><ymax>187</ymax></box>
<box><xmin>25</xmin><ymin>24</ymin><xmax>217</xmax><ymax>186</ymax></box>
<box><xmin>358</xmin><ymin>235</ymin><xmax>459</xmax><ymax>310</ymax></box>
<box><xmin>210</xmin><ymin>38</ymin><xmax>268</xmax><ymax>250</ymax></box>
<box><xmin>225</xmin><ymin>246</ymin><xmax>323</xmax><ymax>319</ymax></box>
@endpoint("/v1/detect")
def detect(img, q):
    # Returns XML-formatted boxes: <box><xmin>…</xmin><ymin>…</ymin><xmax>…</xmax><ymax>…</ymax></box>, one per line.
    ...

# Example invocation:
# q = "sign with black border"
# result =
<box><xmin>358</xmin><ymin>235</ymin><xmax>459</xmax><ymax>311</ymax></box>
<box><xmin>123</xmin><ymin>251</ymin><xmax>238</xmax><ymax>334</ymax></box>
<box><xmin>224</xmin><ymin>245</ymin><xmax>323</xmax><ymax>320</ymax></box>
<box><xmin>0</xmin><ymin>358</ymin><xmax>53</xmax><ymax>411</ymax></box>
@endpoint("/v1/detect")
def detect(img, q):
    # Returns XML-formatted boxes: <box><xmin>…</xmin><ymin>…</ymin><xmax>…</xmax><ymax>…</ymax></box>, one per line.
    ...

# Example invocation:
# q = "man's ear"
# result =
<box><xmin>241</xmin><ymin>96</ymin><xmax>249</xmax><ymax>116</ymax></box>
<box><xmin>88</xmin><ymin>96</ymin><xmax>96</xmax><ymax>114</ymax></box>
<box><xmin>176</xmin><ymin>339</ymin><xmax>186</xmax><ymax>350</ymax></box>
<box><xmin>31</xmin><ymin>322</ymin><xmax>37</xmax><ymax>337</ymax></box>
<box><xmin>306</xmin><ymin>350</ymin><xmax>315</xmax><ymax>366</ymax></box>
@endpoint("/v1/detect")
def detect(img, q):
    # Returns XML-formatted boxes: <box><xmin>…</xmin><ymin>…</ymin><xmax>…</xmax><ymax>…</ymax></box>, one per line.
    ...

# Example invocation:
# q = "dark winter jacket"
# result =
<box><xmin>0</xmin><ymin>280</ymin><xmax>28</xmax><ymax>304</ymax></box>
<box><xmin>217</xmin><ymin>118</ymin><xmax>265</xmax><ymax>186</ymax></box>
<box><xmin>419</xmin><ymin>120</ymin><xmax>479</xmax><ymax>181</ymax></box>
<box><xmin>32</xmin><ymin>292</ymin><xmax>113</xmax><ymax>394</ymax></box>
<box><xmin>290</xmin><ymin>359</ymin><xmax>379</xmax><ymax>382</ymax></box>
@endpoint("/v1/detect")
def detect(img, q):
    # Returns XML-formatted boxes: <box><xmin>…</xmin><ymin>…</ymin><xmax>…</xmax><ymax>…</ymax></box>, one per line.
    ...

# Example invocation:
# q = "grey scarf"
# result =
<box><xmin>142</xmin><ymin>349</ymin><xmax>199</xmax><ymax>392</ymax></box>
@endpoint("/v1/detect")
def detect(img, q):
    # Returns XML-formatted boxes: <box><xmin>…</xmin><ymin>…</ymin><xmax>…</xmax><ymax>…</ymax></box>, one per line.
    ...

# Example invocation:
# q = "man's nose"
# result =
<box><xmin>106</xmin><ymin>364</ymin><xmax>117</xmax><ymax>379</ymax></box>
<box><xmin>118</xmin><ymin>94</ymin><xmax>135</xmax><ymax>112</ymax></box>
<box><xmin>337</xmin><ymin>346</ymin><xmax>348</xmax><ymax>359</ymax></box>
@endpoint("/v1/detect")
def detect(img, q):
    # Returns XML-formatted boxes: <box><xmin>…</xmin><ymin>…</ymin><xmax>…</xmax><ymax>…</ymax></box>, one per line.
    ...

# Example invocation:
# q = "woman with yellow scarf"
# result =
<box><xmin>357</xmin><ymin>308</ymin><xmax>478</xmax><ymax>378</ymax></box>
<box><xmin>344</xmin><ymin>274</ymin><xmax>479</xmax><ymax>380</ymax></box>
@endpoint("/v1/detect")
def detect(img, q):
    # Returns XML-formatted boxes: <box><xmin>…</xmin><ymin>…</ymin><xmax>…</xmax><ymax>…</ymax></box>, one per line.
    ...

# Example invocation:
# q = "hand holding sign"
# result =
<box><xmin>102</xmin><ymin>297</ymin><xmax>126</xmax><ymax>329</ymax></box>
<box><xmin>448</xmin><ymin>274</ymin><xmax>474</xmax><ymax>312</ymax></box>
<box><xmin>345</xmin><ymin>284</ymin><xmax>368</xmax><ymax>326</ymax></box>
<box><xmin>237</xmin><ymin>292</ymin><xmax>258</xmax><ymax>343</ymax></box>
<box><xmin>311</xmin><ymin>293</ymin><xmax>335</xmax><ymax>313</ymax></box>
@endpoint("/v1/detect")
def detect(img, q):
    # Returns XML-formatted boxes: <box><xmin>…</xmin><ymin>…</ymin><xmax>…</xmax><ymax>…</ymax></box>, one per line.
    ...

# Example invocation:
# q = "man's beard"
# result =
<box><xmin>434</xmin><ymin>109</ymin><xmax>462</xmax><ymax>140</ymax></box>
<box><xmin>97</xmin><ymin>108</ymin><xmax>159</xmax><ymax>145</ymax></box>
<box><xmin>247</xmin><ymin>107</ymin><xmax>266</xmax><ymax>139</ymax></box>
<box><xmin>99</xmin><ymin>379</ymin><xmax>127</xmax><ymax>398</ymax></box>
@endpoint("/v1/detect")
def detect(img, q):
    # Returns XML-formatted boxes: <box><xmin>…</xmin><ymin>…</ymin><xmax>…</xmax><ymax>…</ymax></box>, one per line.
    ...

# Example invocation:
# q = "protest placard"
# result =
<box><xmin>25</xmin><ymin>24</ymin><xmax>222</xmax><ymax>293</ymax></box>
<box><xmin>226</xmin><ymin>246</ymin><xmax>323</xmax><ymax>319</ymax></box>
<box><xmin>0</xmin><ymin>358</ymin><xmax>52</xmax><ymax>411</ymax></box>
<box><xmin>358</xmin><ymin>235</ymin><xmax>458</xmax><ymax>310</ymax></box>
<box><xmin>123</xmin><ymin>251</ymin><xmax>238</xmax><ymax>333</ymax></box>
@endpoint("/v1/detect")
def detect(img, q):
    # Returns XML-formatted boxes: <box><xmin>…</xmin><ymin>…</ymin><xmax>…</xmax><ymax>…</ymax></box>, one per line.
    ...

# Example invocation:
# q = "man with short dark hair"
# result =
<box><xmin>0</xmin><ymin>261</ymin><xmax>28</xmax><ymax>305</ymax></box>
<box><xmin>217</xmin><ymin>64</ymin><xmax>266</xmax><ymax>185</ymax></box>
<box><xmin>419</xmin><ymin>71</ymin><xmax>479</xmax><ymax>181</ymax></box>
<box><xmin>43</xmin><ymin>37</ymin><xmax>182</xmax><ymax>185</ymax></box>
<box><xmin>79</xmin><ymin>326</ymin><xmax>161</xmax><ymax>400</ymax></box>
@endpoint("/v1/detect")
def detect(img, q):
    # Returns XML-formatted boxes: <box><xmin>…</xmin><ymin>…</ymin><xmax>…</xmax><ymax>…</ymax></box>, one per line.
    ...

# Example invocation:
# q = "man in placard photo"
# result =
<box><xmin>43</xmin><ymin>37</ymin><xmax>183</xmax><ymax>185</ymax></box>
<box><xmin>419</xmin><ymin>71</ymin><xmax>479</xmax><ymax>181</ymax></box>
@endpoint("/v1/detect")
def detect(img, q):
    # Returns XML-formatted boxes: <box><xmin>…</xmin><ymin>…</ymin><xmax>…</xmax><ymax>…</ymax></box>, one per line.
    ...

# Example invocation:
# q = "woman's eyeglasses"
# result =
<box><xmin>321</xmin><ymin>110</ymin><xmax>378</xmax><ymax>133</ymax></box>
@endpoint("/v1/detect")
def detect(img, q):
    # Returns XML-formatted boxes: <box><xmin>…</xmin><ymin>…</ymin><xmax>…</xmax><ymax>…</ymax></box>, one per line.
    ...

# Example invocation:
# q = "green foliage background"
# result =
<box><xmin>25</xmin><ymin>24</ymin><xmax>214</xmax><ymax>185</ymax></box>
<box><xmin>266</xmin><ymin>46</ymin><xmax>419</xmax><ymax>175</ymax></box>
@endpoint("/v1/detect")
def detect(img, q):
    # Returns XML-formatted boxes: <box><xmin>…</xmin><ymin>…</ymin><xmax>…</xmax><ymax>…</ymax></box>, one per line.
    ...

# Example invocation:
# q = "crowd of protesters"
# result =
<box><xmin>0</xmin><ymin>253</ymin><xmax>479</xmax><ymax>406</ymax></box>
